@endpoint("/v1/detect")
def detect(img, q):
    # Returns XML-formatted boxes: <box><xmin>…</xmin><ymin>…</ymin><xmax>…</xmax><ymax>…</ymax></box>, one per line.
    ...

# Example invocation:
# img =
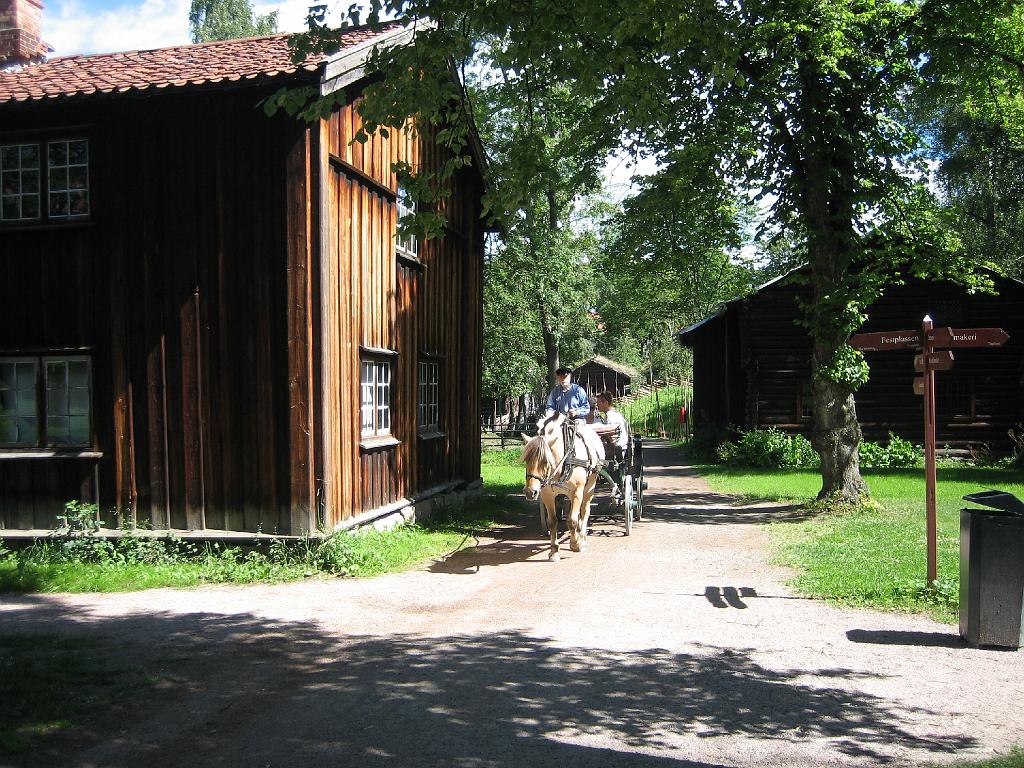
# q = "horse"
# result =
<box><xmin>521</xmin><ymin>412</ymin><xmax>605</xmax><ymax>561</ymax></box>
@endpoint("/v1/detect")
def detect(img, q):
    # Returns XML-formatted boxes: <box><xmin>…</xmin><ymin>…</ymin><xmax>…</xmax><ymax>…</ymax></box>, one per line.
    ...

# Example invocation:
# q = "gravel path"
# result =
<box><xmin>2</xmin><ymin>441</ymin><xmax>1022</xmax><ymax>768</ymax></box>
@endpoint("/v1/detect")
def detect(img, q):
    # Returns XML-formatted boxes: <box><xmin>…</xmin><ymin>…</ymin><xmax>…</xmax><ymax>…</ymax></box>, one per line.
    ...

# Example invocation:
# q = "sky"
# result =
<box><xmin>43</xmin><ymin>1</ymin><xmax>344</xmax><ymax>56</ymax></box>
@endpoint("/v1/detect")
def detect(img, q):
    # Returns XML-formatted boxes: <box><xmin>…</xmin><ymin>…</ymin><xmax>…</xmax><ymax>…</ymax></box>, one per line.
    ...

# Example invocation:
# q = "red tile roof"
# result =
<box><xmin>0</xmin><ymin>24</ymin><xmax>403</xmax><ymax>104</ymax></box>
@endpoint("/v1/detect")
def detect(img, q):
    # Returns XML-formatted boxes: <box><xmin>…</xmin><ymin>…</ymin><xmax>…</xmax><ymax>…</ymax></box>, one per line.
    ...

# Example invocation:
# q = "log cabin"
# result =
<box><xmin>678</xmin><ymin>267</ymin><xmax>1024</xmax><ymax>453</ymax></box>
<box><xmin>0</xmin><ymin>6</ymin><xmax>486</xmax><ymax>534</ymax></box>
<box><xmin>571</xmin><ymin>355</ymin><xmax>638</xmax><ymax>400</ymax></box>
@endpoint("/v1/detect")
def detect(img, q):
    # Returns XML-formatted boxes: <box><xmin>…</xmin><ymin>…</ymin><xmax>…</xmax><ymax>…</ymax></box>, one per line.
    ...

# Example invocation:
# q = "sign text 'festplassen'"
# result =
<box><xmin>848</xmin><ymin>330</ymin><xmax>919</xmax><ymax>351</ymax></box>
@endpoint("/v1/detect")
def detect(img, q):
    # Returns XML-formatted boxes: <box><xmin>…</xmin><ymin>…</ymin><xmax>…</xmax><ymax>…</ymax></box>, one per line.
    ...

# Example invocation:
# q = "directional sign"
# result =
<box><xmin>914</xmin><ymin>350</ymin><xmax>955</xmax><ymax>373</ymax></box>
<box><xmin>863</xmin><ymin>316</ymin><xmax>1009</xmax><ymax>589</ymax></box>
<box><xmin>848</xmin><ymin>330</ymin><xmax>919</xmax><ymax>351</ymax></box>
<box><xmin>928</xmin><ymin>327</ymin><xmax>1009</xmax><ymax>349</ymax></box>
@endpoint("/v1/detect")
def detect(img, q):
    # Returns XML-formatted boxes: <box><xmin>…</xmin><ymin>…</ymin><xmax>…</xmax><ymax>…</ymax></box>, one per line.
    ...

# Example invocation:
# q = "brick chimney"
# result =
<box><xmin>0</xmin><ymin>0</ymin><xmax>50</xmax><ymax>68</ymax></box>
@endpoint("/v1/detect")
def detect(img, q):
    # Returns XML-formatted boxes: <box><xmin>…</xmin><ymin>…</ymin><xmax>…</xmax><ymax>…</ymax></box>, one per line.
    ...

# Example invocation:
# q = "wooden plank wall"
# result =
<box><xmin>321</xmin><ymin>98</ymin><xmax>484</xmax><ymax>527</ymax></box>
<box><xmin>741</xmin><ymin>275</ymin><xmax>1024</xmax><ymax>450</ymax></box>
<box><xmin>0</xmin><ymin>83</ymin><xmax>484</xmax><ymax>532</ymax></box>
<box><xmin>0</xmin><ymin>87</ymin><xmax>317</xmax><ymax>532</ymax></box>
<box><xmin>0</xmin><ymin>220</ymin><xmax>100</xmax><ymax>527</ymax></box>
<box><xmin>689</xmin><ymin>314</ymin><xmax>733</xmax><ymax>428</ymax></box>
<box><xmin>857</xmin><ymin>279</ymin><xmax>1024</xmax><ymax>449</ymax></box>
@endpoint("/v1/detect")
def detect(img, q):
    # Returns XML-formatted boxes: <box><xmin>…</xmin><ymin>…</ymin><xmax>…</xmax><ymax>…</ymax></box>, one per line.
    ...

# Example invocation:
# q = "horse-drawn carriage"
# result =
<box><xmin>522</xmin><ymin>413</ymin><xmax>646</xmax><ymax>561</ymax></box>
<box><xmin>598</xmin><ymin>427</ymin><xmax>646</xmax><ymax>535</ymax></box>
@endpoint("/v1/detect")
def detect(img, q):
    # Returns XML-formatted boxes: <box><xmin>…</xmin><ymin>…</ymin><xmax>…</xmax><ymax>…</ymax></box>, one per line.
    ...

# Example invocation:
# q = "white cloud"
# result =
<box><xmin>43</xmin><ymin>1</ymin><xmax>359</xmax><ymax>57</ymax></box>
<box><xmin>45</xmin><ymin>0</ymin><xmax>191</xmax><ymax>56</ymax></box>
<box><xmin>255</xmin><ymin>1</ymin><xmax>334</xmax><ymax>33</ymax></box>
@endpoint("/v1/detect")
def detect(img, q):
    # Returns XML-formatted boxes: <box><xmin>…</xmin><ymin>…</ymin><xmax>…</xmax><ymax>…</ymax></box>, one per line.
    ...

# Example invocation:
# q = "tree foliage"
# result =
<box><xmin>281</xmin><ymin>0</ymin><xmax>1024</xmax><ymax>497</ymax></box>
<box><xmin>918</xmin><ymin>5</ymin><xmax>1024</xmax><ymax>279</ymax></box>
<box><xmin>931</xmin><ymin>111</ymin><xmax>1024</xmax><ymax>280</ymax></box>
<box><xmin>472</xmin><ymin>64</ymin><xmax>607</xmax><ymax>384</ymax></box>
<box><xmin>600</xmin><ymin>151</ymin><xmax>755</xmax><ymax>330</ymax></box>
<box><xmin>189</xmin><ymin>0</ymin><xmax>277</xmax><ymax>43</ymax></box>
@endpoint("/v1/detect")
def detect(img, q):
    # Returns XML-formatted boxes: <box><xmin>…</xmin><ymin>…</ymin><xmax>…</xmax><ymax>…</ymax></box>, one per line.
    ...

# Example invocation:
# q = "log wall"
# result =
<box><xmin>0</xmin><ymin>89</ymin><xmax>311</xmax><ymax>532</ymax></box>
<box><xmin>723</xmin><ymin>273</ymin><xmax>1024</xmax><ymax>450</ymax></box>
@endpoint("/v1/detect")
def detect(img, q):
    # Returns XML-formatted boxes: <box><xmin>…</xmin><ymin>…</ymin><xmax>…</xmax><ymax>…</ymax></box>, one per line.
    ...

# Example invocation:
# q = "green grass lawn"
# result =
<box><xmin>0</xmin><ymin>451</ymin><xmax>523</xmax><ymax>595</ymax></box>
<box><xmin>696</xmin><ymin>463</ymin><xmax>1024</xmax><ymax>622</ymax></box>
<box><xmin>0</xmin><ymin>634</ymin><xmax>152</xmax><ymax>754</ymax></box>
<box><xmin>944</xmin><ymin>749</ymin><xmax>1024</xmax><ymax>768</ymax></box>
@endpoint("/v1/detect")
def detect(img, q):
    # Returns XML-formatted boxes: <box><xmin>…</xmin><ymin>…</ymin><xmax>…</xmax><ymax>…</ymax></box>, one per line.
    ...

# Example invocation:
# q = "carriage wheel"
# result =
<box><xmin>622</xmin><ymin>475</ymin><xmax>634</xmax><ymax>536</ymax></box>
<box><xmin>635</xmin><ymin>468</ymin><xmax>645</xmax><ymax>521</ymax></box>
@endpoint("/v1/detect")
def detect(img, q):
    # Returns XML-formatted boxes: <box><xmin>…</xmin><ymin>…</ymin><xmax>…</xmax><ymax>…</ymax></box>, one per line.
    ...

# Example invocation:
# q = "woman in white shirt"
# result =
<box><xmin>592</xmin><ymin>391</ymin><xmax>630</xmax><ymax>459</ymax></box>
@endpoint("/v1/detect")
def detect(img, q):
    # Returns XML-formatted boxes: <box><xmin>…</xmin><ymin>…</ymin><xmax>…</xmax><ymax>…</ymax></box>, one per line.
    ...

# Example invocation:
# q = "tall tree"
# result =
<box><xmin>600</xmin><ymin>150</ymin><xmax>755</xmax><ymax>338</ymax></box>
<box><xmin>917</xmin><ymin>5</ymin><xmax>1024</xmax><ymax>279</ymax></box>
<box><xmin>281</xmin><ymin>0</ymin><xmax>1021</xmax><ymax>499</ymax></box>
<box><xmin>932</xmin><ymin>112</ymin><xmax>1024</xmax><ymax>279</ymax></box>
<box><xmin>189</xmin><ymin>0</ymin><xmax>277</xmax><ymax>43</ymax></box>
<box><xmin>466</xmin><ymin>43</ymin><xmax>612</xmax><ymax>387</ymax></box>
<box><xmin>592</xmin><ymin>153</ymin><xmax>756</xmax><ymax>380</ymax></box>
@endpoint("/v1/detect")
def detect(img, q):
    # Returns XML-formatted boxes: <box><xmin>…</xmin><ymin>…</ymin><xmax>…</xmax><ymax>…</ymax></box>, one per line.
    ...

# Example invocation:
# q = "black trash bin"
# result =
<box><xmin>960</xmin><ymin>491</ymin><xmax>1024</xmax><ymax>649</ymax></box>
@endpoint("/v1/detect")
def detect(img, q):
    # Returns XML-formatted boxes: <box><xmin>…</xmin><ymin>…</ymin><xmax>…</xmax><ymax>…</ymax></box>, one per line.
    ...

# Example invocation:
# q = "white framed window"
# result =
<box><xmin>395</xmin><ymin>185</ymin><xmax>419</xmax><ymax>260</ymax></box>
<box><xmin>0</xmin><ymin>355</ymin><xmax>92</xmax><ymax>448</ymax></box>
<box><xmin>360</xmin><ymin>358</ymin><xmax>392</xmax><ymax>437</ymax></box>
<box><xmin>0</xmin><ymin>357</ymin><xmax>39</xmax><ymax>446</ymax></box>
<box><xmin>0</xmin><ymin>138</ymin><xmax>90</xmax><ymax>224</ymax></box>
<box><xmin>418</xmin><ymin>358</ymin><xmax>440</xmax><ymax>432</ymax></box>
<box><xmin>0</xmin><ymin>143</ymin><xmax>41</xmax><ymax>222</ymax></box>
<box><xmin>47</xmin><ymin>139</ymin><xmax>90</xmax><ymax>218</ymax></box>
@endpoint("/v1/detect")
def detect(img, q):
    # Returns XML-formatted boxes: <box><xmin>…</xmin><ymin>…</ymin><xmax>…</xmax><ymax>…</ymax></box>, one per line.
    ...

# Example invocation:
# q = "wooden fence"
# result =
<box><xmin>480</xmin><ymin>421</ymin><xmax>536</xmax><ymax>451</ymax></box>
<box><xmin>481</xmin><ymin>375</ymin><xmax>694</xmax><ymax>449</ymax></box>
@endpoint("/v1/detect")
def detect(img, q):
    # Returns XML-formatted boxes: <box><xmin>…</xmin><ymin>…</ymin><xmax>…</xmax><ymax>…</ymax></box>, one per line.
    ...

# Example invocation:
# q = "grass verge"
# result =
<box><xmin>936</xmin><ymin>748</ymin><xmax>1024</xmax><ymax>768</ymax></box>
<box><xmin>622</xmin><ymin>384</ymin><xmax>691</xmax><ymax>437</ymax></box>
<box><xmin>0</xmin><ymin>634</ymin><xmax>152</xmax><ymax>755</ymax></box>
<box><xmin>695</xmin><ymin>464</ymin><xmax>1024</xmax><ymax>623</ymax></box>
<box><xmin>0</xmin><ymin>451</ymin><xmax>523</xmax><ymax>594</ymax></box>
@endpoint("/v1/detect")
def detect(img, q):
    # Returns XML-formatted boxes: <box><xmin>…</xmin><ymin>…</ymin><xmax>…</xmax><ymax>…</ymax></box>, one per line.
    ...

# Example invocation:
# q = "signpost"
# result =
<box><xmin>913</xmin><ymin>351</ymin><xmax>954</xmax><ymax>372</ymax></box>
<box><xmin>850</xmin><ymin>317</ymin><xmax>1009</xmax><ymax>585</ymax></box>
<box><xmin>928</xmin><ymin>327</ymin><xmax>1010</xmax><ymax>348</ymax></box>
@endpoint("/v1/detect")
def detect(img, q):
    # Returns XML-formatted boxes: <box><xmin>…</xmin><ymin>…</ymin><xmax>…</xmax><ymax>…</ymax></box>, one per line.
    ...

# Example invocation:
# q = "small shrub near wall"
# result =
<box><xmin>716</xmin><ymin>428</ymin><xmax>819</xmax><ymax>469</ymax></box>
<box><xmin>858</xmin><ymin>432</ymin><xmax>921</xmax><ymax>468</ymax></box>
<box><xmin>714</xmin><ymin>428</ymin><xmax>922</xmax><ymax>470</ymax></box>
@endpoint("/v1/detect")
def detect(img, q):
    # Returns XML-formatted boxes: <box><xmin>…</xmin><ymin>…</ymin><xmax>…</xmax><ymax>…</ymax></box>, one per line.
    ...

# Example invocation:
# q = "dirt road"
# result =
<box><xmin>3</xmin><ymin>441</ymin><xmax>1022</xmax><ymax>767</ymax></box>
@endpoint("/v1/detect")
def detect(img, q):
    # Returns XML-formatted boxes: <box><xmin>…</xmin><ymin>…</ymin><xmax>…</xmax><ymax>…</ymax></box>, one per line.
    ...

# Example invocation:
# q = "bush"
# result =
<box><xmin>712</xmin><ymin>429</ymin><xmax>925</xmax><ymax>471</ymax></box>
<box><xmin>858</xmin><ymin>432</ymin><xmax>921</xmax><ymax>468</ymax></box>
<box><xmin>682</xmin><ymin>424</ymin><xmax>736</xmax><ymax>463</ymax></box>
<box><xmin>1008</xmin><ymin>423</ymin><xmax>1024</xmax><ymax>469</ymax></box>
<box><xmin>716</xmin><ymin>428</ymin><xmax>819</xmax><ymax>469</ymax></box>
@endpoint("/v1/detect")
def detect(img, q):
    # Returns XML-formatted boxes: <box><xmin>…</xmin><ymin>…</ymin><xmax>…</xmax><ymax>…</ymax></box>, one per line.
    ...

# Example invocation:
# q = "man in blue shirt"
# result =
<box><xmin>544</xmin><ymin>366</ymin><xmax>591</xmax><ymax>424</ymax></box>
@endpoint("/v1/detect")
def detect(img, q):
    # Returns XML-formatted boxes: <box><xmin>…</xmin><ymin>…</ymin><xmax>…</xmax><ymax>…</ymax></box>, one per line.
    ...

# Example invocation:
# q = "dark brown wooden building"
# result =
<box><xmin>678</xmin><ymin>268</ymin><xmax>1024</xmax><ymax>451</ymax></box>
<box><xmin>0</xmin><ymin>17</ymin><xmax>486</xmax><ymax>533</ymax></box>
<box><xmin>572</xmin><ymin>355</ymin><xmax>639</xmax><ymax>399</ymax></box>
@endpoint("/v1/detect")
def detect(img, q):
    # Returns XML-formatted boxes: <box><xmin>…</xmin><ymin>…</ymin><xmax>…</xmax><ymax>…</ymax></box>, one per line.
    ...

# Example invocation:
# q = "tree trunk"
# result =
<box><xmin>541</xmin><ymin>185</ymin><xmax>562</xmax><ymax>389</ymax></box>
<box><xmin>806</xmin><ymin>237</ymin><xmax>866</xmax><ymax>499</ymax></box>
<box><xmin>797</xmin><ymin>44</ymin><xmax>867</xmax><ymax>500</ymax></box>
<box><xmin>542</xmin><ymin>318</ymin><xmax>560</xmax><ymax>389</ymax></box>
<box><xmin>810</xmin><ymin>361</ymin><xmax>866</xmax><ymax>499</ymax></box>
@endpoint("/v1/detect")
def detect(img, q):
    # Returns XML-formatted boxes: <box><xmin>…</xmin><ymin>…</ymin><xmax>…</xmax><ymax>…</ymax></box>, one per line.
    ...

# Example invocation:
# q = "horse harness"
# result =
<box><xmin>526</xmin><ymin>420</ymin><xmax>603</xmax><ymax>491</ymax></box>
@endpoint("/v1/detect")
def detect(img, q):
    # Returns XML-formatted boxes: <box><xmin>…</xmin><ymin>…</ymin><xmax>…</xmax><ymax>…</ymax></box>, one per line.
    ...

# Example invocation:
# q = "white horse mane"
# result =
<box><xmin>522</xmin><ymin>432</ymin><xmax>556</xmax><ymax>473</ymax></box>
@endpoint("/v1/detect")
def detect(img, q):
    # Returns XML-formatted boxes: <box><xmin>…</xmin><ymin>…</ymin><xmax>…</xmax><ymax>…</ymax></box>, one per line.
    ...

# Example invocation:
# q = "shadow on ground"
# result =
<box><xmin>639</xmin><ymin>491</ymin><xmax>811</xmax><ymax>526</ymax></box>
<box><xmin>0</xmin><ymin>597</ymin><xmax>975</xmax><ymax>768</ymax></box>
<box><xmin>846</xmin><ymin>629</ymin><xmax>968</xmax><ymax>649</ymax></box>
